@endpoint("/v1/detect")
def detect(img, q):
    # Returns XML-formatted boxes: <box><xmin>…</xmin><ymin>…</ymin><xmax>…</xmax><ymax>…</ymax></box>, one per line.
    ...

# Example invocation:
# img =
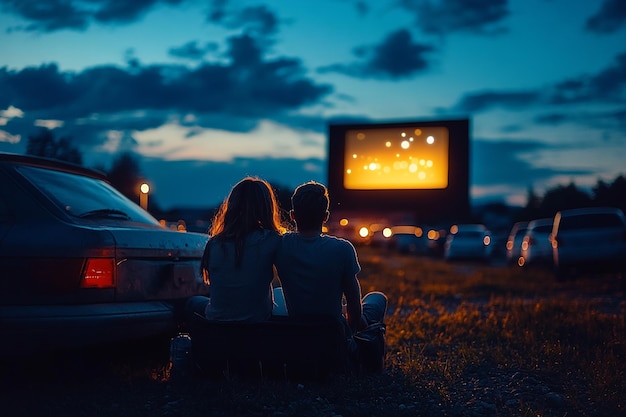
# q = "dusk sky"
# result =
<box><xmin>1</xmin><ymin>0</ymin><xmax>624</xmax><ymax>210</ymax></box>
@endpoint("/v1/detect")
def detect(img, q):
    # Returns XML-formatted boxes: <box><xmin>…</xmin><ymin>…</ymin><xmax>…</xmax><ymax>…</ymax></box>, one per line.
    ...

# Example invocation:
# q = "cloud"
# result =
<box><xmin>585</xmin><ymin>0</ymin><xmax>626</xmax><ymax>34</ymax></box>
<box><xmin>471</xmin><ymin>139</ymin><xmax>593</xmax><ymax>189</ymax></box>
<box><xmin>450</xmin><ymin>51</ymin><xmax>626</xmax><ymax>114</ymax></box>
<box><xmin>0</xmin><ymin>33</ymin><xmax>332</xmax><ymax>148</ymax></box>
<box><xmin>168</xmin><ymin>41</ymin><xmax>219</xmax><ymax>61</ymax></box>
<box><xmin>535</xmin><ymin>108</ymin><xmax>626</xmax><ymax>133</ymax></box>
<box><xmin>0</xmin><ymin>0</ymin><xmax>184</xmax><ymax>32</ymax></box>
<box><xmin>209</xmin><ymin>4</ymin><xmax>280</xmax><ymax>37</ymax></box>
<box><xmin>133</xmin><ymin>119</ymin><xmax>326</xmax><ymax>162</ymax></box>
<box><xmin>451</xmin><ymin>90</ymin><xmax>540</xmax><ymax>113</ymax></box>
<box><xmin>397</xmin><ymin>0</ymin><xmax>509</xmax><ymax>35</ymax></box>
<box><xmin>318</xmin><ymin>29</ymin><xmax>434</xmax><ymax>79</ymax></box>
<box><xmin>549</xmin><ymin>52</ymin><xmax>626</xmax><ymax>104</ymax></box>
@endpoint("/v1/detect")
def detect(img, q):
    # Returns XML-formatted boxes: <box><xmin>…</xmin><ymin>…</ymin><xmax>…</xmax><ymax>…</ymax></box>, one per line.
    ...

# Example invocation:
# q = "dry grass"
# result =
<box><xmin>2</xmin><ymin>246</ymin><xmax>625</xmax><ymax>417</ymax></box>
<box><xmin>359</xmin><ymin>245</ymin><xmax>626</xmax><ymax>416</ymax></box>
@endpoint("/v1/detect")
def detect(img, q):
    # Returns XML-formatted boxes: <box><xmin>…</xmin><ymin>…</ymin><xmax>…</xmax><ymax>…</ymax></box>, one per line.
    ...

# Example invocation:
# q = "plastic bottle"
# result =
<box><xmin>170</xmin><ymin>333</ymin><xmax>192</xmax><ymax>380</ymax></box>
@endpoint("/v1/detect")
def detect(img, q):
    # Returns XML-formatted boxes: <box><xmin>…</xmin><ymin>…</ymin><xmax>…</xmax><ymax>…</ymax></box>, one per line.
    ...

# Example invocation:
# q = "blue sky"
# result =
<box><xmin>1</xmin><ymin>0</ymin><xmax>624</xmax><ymax>210</ymax></box>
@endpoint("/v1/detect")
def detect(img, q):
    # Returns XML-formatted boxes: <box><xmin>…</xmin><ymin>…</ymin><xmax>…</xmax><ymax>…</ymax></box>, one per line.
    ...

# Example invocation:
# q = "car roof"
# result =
<box><xmin>556</xmin><ymin>206</ymin><xmax>624</xmax><ymax>217</ymax></box>
<box><xmin>527</xmin><ymin>217</ymin><xmax>553</xmax><ymax>228</ymax></box>
<box><xmin>0</xmin><ymin>152</ymin><xmax>108</xmax><ymax>181</ymax></box>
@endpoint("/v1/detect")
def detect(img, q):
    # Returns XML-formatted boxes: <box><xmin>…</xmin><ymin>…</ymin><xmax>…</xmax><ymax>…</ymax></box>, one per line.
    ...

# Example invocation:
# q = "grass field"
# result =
<box><xmin>2</xmin><ymin>246</ymin><xmax>625</xmax><ymax>417</ymax></box>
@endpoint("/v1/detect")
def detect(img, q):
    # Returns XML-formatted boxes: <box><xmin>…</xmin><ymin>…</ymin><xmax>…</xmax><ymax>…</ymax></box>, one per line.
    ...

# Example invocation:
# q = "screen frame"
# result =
<box><xmin>327</xmin><ymin>118</ymin><xmax>470</xmax><ymax>223</ymax></box>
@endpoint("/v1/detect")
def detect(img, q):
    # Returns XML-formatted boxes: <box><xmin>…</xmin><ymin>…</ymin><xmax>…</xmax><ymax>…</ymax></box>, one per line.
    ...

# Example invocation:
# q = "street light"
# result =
<box><xmin>140</xmin><ymin>182</ymin><xmax>150</xmax><ymax>210</ymax></box>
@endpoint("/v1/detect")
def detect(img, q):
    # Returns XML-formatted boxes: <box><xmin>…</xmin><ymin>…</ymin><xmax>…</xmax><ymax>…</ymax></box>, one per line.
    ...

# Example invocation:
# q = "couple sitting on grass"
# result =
<box><xmin>186</xmin><ymin>177</ymin><xmax>387</xmax><ymax>367</ymax></box>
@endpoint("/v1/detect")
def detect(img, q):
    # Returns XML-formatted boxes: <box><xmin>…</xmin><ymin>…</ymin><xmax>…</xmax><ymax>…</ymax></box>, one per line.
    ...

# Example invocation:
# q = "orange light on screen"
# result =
<box><xmin>343</xmin><ymin>126</ymin><xmax>449</xmax><ymax>190</ymax></box>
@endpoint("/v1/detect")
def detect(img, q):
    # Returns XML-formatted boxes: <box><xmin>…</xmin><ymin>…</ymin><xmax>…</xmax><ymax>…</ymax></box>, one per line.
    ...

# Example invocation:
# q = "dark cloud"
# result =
<box><xmin>168</xmin><ymin>41</ymin><xmax>219</xmax><ymax>61</ymax></box>
<box><xmin>226</xmin><ymin>5</ymin><xmax>279</xmax><ymax>37</ymax></box>
<box><xmin>452</xmin><ymin>90</ymin><xmax>540</xmax><ymax>112</ymax></box>
<box><xmin>0</xmin><ymin>0</ymin><xmax>183</xmax><ymax>32</ymax></box>
<box><xmin>0</xmin><ymin>33</ymin><xmax>332</xmax><ymax>145</ymax></box>
<box><xmin>585</xmin><ymin>0</ymin><xmax>626</xmax><ymax>34</ymax></box>
<box><xmin>550</xmin><ymin>52</ymin><xmax>626</xmax><ymax>104</ymax></box>
<box><xmin>318</xmin><ymin>29</ymin><xmax>434</xmax><ymax>79</ymax></box>
<box><xmin>354</xmin><ymin>1</ymin><xmax>370</xmax><ymax>16</ymax></box>
<box><xmin>535</xmin><ymin>108</ymin><xmax>626</xmax><ymax>133</ymax></box>
<box><xmin>450</xmin><ymin>51</ymin><xmax>626</xmax><ymax>114</ymax></box>
<box><xmin>471</xmin><ymin>139</ymin><xmax>592</xmax><ymax>188</ymax></box>
<box><xmin>206</xmin><ymin>2</ymin><xmax>280</xmax><ymax>37</ymax></box>
<box><xmin>94</xmin><ymin>0</ymin><xmax>184</xmax><ymax>24</ymax></box>
<box><xmin>398</xmin><ymin>0</ymin><xmax>509</xmax><ymax>35</ymax></box>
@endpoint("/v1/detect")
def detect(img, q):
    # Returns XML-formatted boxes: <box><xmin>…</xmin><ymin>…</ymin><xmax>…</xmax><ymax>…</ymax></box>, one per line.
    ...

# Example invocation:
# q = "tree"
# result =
<box><xmin>593</xmin><ymin>175</ymin><xmax>626</xmax><ymax>213</ymax></box>
<box><xmin>518</xmin><ymin>185</ymin><xmax>542</xmax><ymax>221</ymax></box>
<box><xmin>107</xmin><ymin>152</ymin><xmax>144</xmax><ymax>203</ymax></box>
<box><xmin>539</xmin><ymin>182</ymin><xmax>592</xmax><ymax>217</ymax></box>
<box><xmin>26</xmin><ymin>128</ymin><xmax>83</xmax><ymax>164</ymax></box>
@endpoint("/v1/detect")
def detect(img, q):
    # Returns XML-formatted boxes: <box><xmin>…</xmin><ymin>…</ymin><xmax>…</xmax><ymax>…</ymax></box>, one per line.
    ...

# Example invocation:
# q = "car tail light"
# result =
<box><xmin>82</xmin><ymin>258</ymin><xmax>115</xmax><ymax>288</ymax></box>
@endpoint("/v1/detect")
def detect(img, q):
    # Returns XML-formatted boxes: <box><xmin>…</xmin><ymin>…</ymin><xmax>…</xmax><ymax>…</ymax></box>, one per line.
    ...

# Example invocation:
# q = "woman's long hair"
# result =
<box><xmin>202</xmin><ymin>177</ymin><xmax>286</xmax><ymax>272</ymax></box>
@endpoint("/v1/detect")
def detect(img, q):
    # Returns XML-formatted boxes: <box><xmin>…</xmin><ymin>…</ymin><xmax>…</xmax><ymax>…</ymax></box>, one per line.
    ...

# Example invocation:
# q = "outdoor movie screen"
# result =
<box><xmin>343</xmin><ymin>125</ymin><xmax>449</xmax><ymax>190</ymax></box>
<box><xmin>327</xmin><ymin>118</ymin><xmax>469</xmax><ymax>220</ymax></box>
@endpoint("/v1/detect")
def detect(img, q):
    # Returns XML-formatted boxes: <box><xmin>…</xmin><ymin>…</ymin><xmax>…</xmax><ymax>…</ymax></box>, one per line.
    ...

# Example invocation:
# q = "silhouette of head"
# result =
<box><xmin>291</xmin><ymin>181</ymin><xmax>330</xmax><ymax>232</ymax></box>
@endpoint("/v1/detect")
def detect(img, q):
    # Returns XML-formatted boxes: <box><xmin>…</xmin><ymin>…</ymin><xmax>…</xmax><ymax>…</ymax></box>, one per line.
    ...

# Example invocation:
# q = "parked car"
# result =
<box><xmin>519</xmin><ymin>218</ymin><xmax>553</xmax><ymax>268</ymax></box>
<box><xmin>0</xmin><ymin>153</ymin><xmax>209</xmax><ymax>354</ymax></box>
<box><xmin>505</xmin><ymin>221</ymin><xmax>529</xmax><ymax>266</ymax></box>
<box><xmin>444</xmin><ymin>224</ymin><xmax>493</xmax><ymax>261</ymax></box>
<box><xmin>387</xmin><ymin>225</ymin><xmax>428</xmax><ymax>255</ymax></box>
<box><xmin>550</xmin><ymin>207</ymin><xmax>626</xmax><ymax>281</ymax></box>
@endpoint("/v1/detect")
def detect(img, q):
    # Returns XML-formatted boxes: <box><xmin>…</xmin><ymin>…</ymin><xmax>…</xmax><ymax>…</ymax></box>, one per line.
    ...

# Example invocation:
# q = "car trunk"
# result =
<box><xmin>0</xmin><ymin>221</ymin><xmax>209</xmax><ymax>305</ymax></box>
<box><xmin>109</xmin><ymin>226</ymin><xmax>209</xmax><ymax>301</ymax></box>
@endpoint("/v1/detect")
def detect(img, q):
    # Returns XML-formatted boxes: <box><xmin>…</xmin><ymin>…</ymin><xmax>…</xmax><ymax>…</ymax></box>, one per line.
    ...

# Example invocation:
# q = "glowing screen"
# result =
<box><xmin>343</xmin><ymin>126</ymin><xmax>449</xmax><ymax>190</ymax></box>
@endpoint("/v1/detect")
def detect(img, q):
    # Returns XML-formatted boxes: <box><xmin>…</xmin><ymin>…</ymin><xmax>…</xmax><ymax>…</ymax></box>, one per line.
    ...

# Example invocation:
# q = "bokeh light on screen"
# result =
<box><xmin>343</xmin><ymin>126</ymin><xmax>449</xmax><ymax>189</ymax></box>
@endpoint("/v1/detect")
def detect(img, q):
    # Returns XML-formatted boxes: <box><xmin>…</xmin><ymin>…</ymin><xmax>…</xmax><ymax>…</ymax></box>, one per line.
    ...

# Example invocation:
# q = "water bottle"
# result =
<box><xmin>170</xmin><ymin>333</ymin><xmax>192</xmax><ymax>380</ymax></box>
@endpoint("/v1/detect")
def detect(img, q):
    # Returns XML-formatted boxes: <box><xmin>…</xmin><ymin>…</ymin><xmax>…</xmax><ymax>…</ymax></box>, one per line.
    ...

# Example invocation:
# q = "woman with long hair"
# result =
<box><xmin>187</xmin><ymin>176</ymin><xmax>287</xmax><ymax>322</ymax></box>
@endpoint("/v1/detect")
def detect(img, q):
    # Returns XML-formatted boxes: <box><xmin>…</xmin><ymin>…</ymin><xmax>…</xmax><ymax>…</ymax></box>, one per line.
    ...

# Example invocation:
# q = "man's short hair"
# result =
<box><xmin>291</xmin><ymin>181</ymin><xmax>329</xmax><ymax>230</ymax></box>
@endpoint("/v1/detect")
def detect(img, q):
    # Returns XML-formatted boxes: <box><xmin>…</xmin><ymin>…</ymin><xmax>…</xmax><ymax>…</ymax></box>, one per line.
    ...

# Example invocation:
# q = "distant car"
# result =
<box><xmin>0</xmin><ymin>153</ymin><xmax>209</xmax><ymax>354</ymax></box>
<box><xmin>506</xmin><ymin>221</ymin><xmax>529</xmax><ymax>265</ymax></box>
<box><xmin>519</xmin><ymin>218</ymin><xmax>553</xmax><ymax>268</ymax></box>
<box><xmin>387</xmin><ymin>225</ymin><xmax>428</xmax><ymax>255</ymax></box>
<box><xmin>550</xmin><ymin>207</ymin><xmax>626</xmax><ymax>281</ymax></box>
<box><xmin>444</xmin><ymin>224</ymin><xmax>493</xmax><ymax>261</ymax></box>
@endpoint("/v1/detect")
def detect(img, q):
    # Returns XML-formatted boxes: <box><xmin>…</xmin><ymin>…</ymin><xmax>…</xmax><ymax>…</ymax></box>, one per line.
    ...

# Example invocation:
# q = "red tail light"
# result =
<box><xmin>82</xmin><ymin>258</ymin><xmax>115</xmax><ymax>288</ymax></box>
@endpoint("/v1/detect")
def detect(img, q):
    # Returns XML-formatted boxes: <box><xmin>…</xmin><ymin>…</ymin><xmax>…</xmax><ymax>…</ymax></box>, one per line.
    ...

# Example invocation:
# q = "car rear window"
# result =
<box><xmin>17</xmin><ymin>165</ymin><xmax>161</xmax><ymax>225</ymax></box>
<box><xmin>559</xmin><ymin>213</ymin><xmax>624</xmax><ymax>230</ymax></box>
<box><xmin>533</xmin><ymin>224</ymin><xmax>553</xmax><ymax>233</ymax></box>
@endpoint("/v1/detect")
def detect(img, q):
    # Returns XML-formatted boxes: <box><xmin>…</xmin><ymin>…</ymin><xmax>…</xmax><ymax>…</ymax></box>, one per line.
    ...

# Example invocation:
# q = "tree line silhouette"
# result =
<box><xmin>516</xmin><ymin>176</ymin><xmax>626</xmax><ymax>222</ymax></box>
